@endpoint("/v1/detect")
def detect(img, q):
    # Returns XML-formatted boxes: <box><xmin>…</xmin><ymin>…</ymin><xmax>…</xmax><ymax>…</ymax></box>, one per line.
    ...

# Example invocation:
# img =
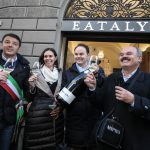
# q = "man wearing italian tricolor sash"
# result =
<box><xmin>0</xmin><ymin>33</ymin><xmax>30</xmax><ymax>150</ymax></box>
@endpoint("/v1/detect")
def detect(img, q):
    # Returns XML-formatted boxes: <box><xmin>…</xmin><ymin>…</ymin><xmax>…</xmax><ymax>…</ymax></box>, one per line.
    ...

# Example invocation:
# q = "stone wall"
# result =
<box><xmin>0</xmin><ymin>0</ymin><xmax>66</xmax><ymax>65</ymax></box>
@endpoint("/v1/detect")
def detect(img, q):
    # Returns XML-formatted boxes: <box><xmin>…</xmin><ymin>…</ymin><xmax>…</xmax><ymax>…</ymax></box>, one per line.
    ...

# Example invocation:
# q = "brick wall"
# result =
<box><xmin>0</xmin><ymin>0</ymin><xmax>65</xmax><ymax>65</ymax></box>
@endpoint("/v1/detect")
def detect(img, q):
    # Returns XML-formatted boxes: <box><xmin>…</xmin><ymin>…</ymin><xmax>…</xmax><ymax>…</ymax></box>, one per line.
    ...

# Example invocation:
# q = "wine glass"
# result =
<box><xmin>31</xmin><ymin>61</ymin><xmax>41</xmax><ymax>76</ymax></box>
<box><xmin>88</xmin><ymin>55</ymin><xmax>100</xmax><ymax>73</ymax></box>
<box><xmin>3</xmin><ymin>58</ymin><xmax>15</xmax><ymax>74</ymax></box>
<box><xmin>49</xmin><ymin>103</ymin><xmax>56</xmax><ymax>110</ymax></box>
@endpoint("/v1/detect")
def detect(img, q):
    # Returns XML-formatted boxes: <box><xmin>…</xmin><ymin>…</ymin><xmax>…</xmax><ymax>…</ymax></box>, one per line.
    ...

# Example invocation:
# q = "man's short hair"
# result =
<box><xmin>2</xmin><ymin>33</ymin><xmax>21</xmax><ymax>47</ymax></box>
<box><xmin>74</xmin><ymin>43</ymin><xmax>90</xmax><ymax>54</ymax></box>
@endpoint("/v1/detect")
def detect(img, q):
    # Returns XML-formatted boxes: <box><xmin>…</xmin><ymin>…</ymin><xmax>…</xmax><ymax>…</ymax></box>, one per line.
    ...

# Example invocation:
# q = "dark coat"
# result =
<box><xmin>0</xmin><ymin>50</ymin><xmax>30</xmax><ymax>129</ymax></box>
<box><xmin>23</xmin><ymin>82</ymin><xmax>64</xmax><ymax>150</ymax></box>
<box><xmin>95</xmin><ymin>69</ymin><xmax>150</xmax><ymax>150</ymax></box>
<box><xmin>62</xmin><ymin>63</ymin><xmax>103</xmax><ymax>148</ymax></box>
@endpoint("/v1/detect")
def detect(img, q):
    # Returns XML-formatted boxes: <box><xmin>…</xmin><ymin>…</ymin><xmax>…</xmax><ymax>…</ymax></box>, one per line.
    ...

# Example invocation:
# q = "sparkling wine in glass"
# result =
<box><xmin>3</xmin><ymin>58</ymin><xmax>15</xmax><ymax>74</ymax></box>
<box><xmin>49</xmin><ymin>103</ymin><xmax>56</xmax><ymax>110</ymax></box>
<box><xmin>32</xmin><ymin>61</ymin><xmax>41</xmax><ymax>76</ymax></box>
<box><xmin>88</xmin><ymin>55</ymin><xmax>100</xmax><ymax>73</ymax></box>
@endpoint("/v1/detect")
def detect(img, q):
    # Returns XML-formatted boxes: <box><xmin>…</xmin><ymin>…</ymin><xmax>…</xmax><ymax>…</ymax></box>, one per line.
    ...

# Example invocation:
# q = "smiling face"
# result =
<box><xmin>2</xmin><ymin>36</ymin><xmax>20</xmax><ymax>58</ymax></box>
<box><xmin>74</xmin><ymin>46</ymin><xmax>89</xmax><ymax>68</ymax></box>
<box><xmin>43</xmin><ymin>50</ymin><xmax>57</xmax><ymax>69</ymax></box>
<box><xmin>119</xmin><ymin>46</ymin><xmax>142</xmax><ymax>71</ymax></box>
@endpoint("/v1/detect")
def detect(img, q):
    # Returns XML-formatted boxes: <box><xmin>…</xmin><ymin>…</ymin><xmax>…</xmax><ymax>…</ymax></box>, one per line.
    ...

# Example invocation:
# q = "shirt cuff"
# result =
<box><xmin>89</xmin><ymin>87</ymin><xmax>96</xmax><ymax>91</ymax></box>
<box><xmin>130</xmin><ymin>101</ymin><xmax>135</xmax><ymax>107</ymax></box>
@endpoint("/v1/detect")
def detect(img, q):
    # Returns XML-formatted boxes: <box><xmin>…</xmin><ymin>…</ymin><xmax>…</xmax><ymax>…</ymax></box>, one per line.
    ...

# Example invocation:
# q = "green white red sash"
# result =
<box><xmin>0</xmin><ymin>65</ymin><xmax>24</xmax><ymax>123</ymax></box>
<box><xmin>0</xmin><ymin>66</ymin><xmax>23</xmax><ymax>100</ymax></box>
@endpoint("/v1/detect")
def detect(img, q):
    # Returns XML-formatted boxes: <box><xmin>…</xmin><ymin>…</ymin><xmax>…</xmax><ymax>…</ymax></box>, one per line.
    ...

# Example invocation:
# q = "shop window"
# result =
<box><xmin>66</xmin><ymin>41</ymin><xmax>150</xmax><ymax>75</ymax></box>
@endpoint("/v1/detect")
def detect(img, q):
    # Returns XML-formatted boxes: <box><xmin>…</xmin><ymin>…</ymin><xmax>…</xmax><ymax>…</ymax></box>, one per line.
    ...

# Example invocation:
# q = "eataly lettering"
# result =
<box><xmin>72</xmin><ymin>21</ymin><xmax>148</xmax><ymax>32</ymax></box>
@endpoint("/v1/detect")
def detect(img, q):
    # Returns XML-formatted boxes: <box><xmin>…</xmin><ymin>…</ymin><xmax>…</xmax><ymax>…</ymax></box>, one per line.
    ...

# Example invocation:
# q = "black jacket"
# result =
<box><xmin>23</xmin><ymin>82</ymin><xmax>64</xmax><ymax>150</ymax></box>
<box><xmin>0</xmin><ymin>50</ymin><xmax>30</xmax><ymax>129</ymax></box>
<box><xmin>62</xmin><ymin>63</ymin><xmax>103</xmax><ymax>147</ymax></box>
<box><xmin>94</xmin><ymin>69</ymin><xmax>150</xmax><ymax>150</ymax></box>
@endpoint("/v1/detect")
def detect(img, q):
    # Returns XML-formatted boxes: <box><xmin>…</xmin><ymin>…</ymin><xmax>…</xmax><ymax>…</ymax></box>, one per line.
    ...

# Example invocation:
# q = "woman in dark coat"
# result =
<box><xmin>23</xmin><ymin>48</ymin><xmax>64</xmax><ymax>150</ymax></box>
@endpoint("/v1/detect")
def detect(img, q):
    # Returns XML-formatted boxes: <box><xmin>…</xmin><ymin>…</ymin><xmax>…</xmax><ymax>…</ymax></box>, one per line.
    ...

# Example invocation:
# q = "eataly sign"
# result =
<box><xmin>62</xmin><ymin>20</ymin><xmax>150</xmax><ymax>33</ymax></box>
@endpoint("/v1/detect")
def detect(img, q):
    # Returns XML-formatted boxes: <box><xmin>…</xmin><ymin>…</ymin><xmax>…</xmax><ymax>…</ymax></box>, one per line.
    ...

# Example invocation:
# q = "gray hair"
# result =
<box><xmin>135</xmin><ymin>47</ymin><xmax>142</xmax><ymax>57</ymax></box>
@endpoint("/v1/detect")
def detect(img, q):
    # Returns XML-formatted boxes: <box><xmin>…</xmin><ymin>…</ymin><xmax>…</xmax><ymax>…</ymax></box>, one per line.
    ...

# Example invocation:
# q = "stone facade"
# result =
<box><xmin>0</xmin><ymin>0</ymin><xmax>68</xmax><ymax>65</ymax></box>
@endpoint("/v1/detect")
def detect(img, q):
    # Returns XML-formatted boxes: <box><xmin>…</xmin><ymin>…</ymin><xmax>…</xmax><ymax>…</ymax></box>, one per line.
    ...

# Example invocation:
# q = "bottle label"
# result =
<box><xmin>58</xmin><ymin>87</ymin><xmax>76</xmax><ymax>104</ymax></box>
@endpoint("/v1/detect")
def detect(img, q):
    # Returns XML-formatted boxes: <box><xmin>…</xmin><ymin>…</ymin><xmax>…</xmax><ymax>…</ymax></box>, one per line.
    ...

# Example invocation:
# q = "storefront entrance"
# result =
<box><xmin>66</xmin><ymin>41</ymin><xmax>149</xmax><ymax>76</ymax></box>
<box><xmin>62</xmin><ymin>32</ymin><xmax>150</xmax><ymax>76</ymax></box>
<box><xmin>61</xmin><ymin>0</ymin><xmax>150</xmax><ymax>75</ymax></box>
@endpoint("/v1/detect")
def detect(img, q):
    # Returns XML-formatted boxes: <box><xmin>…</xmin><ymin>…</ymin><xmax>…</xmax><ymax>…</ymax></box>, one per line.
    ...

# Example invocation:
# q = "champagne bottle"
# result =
<box><xmin>56</xmin><ymin>64</ymin><xmax>98</xmax><ymax>106</ymax></box>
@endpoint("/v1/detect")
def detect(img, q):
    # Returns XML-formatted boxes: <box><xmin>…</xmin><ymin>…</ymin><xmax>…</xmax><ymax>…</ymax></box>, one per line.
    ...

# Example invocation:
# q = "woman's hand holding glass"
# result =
<box><xmin>49</xmin><ymin>104</ymin><xmax>61</xmax><ymax>119</ymax></box>
<box><xmin>28</xmin><ymin>74</ymin><xmax>37</xmax><ymax>91</ymax></box>
<box><xmin>28</xmin><ymin>74</ymin><xmax>38</xmax><ymax>82</ymax></box>
<box><xmin>29</xmin><ymin>61</ymin><xmax>40</xmax><ymax>89</ymax></box>
<box><xmin>32</xmin><ymin>61</ymin><xmax>40</xmax><ymax>76</ymax></box>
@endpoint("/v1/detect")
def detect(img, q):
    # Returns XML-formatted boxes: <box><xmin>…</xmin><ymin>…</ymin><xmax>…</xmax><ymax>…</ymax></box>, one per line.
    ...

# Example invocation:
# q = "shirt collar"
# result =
<box><xmin>2</xmin><ymin>53</ymin><xmax>17</xmax><ymax>62</ymax></box>
<box><xmin>76</xmin><ymin>63</ymin><xmax>88</xmax><ymax>73</ymax></box>
<box><xmin>121</xmin><ymin>67</ymin><xmax>138</xmax><ymax>82</ymax></box>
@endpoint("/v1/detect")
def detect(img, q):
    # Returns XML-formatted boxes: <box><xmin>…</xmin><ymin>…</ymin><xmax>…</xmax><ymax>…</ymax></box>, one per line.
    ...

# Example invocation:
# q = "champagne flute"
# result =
<box><xmin>31</xmin><ymin>61</ymin><xmax>41</xmax><ymax>76</ymax></box>
<box><xmin>88</xmin><ymin>55</ymin><xmax>100</xmax><ymax>73</ymax></box>
<box><xmin>49</xmin><ymin>102</ymin><xmax>57</xmax><ymax>137</ymax></box>
<box><xmin>49</xmin><ymin>103</ymin><xmax>56</xmax><ymax>110</ymax></box>
<box><xmin>3</xmin><ymin>58</ymin><xmax>15</xmax><ymax>74</ymax></box>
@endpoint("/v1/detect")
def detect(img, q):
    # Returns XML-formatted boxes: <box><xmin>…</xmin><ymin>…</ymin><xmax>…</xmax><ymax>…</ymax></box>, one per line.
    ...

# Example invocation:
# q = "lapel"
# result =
<box><xmin>122</xmin><ymin>69</ymin><xmax>144</xmax><ymax>91</ymax></box>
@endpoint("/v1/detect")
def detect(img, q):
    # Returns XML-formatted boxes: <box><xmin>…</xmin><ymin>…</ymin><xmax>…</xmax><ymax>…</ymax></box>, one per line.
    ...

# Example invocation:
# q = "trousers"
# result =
<box><xmin>0</xmin><ymin>125</ymin><xmax>14</xmax><ymax>150</ymax></box>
